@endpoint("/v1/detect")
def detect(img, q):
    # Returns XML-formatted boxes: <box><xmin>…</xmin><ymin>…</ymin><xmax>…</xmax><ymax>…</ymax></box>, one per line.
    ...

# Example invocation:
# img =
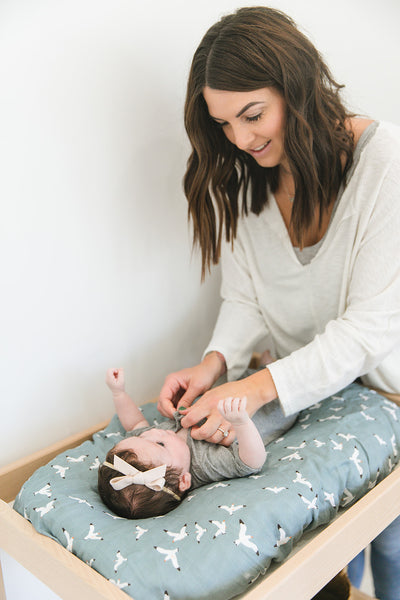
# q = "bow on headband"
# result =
<box><xmin>103</xmin><ymin>455</ymin><xmax>167</xmax><ymax>492</ymax></box>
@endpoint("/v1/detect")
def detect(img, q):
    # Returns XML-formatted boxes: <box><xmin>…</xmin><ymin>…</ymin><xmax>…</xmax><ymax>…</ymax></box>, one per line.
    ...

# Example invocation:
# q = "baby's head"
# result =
<box><xmin>98</xmin><ymin>428</ymin><xmax>192</xmax><ymax>518</ymax></box>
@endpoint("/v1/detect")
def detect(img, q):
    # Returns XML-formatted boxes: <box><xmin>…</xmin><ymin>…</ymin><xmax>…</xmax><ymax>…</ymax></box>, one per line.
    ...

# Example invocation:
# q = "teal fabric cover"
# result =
<box><xmin>14</xmin><ymin>384</ymin><xmax>400</xmax><ymax>600</ymax></box>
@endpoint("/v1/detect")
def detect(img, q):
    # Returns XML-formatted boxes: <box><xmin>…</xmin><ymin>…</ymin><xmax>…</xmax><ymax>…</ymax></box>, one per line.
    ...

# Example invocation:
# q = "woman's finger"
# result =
<box><xmin>203</xmin><ymin>423</ymin><xmax>236</xmax><ymax>446</ymax></box>
<box><xmin>189</xmin><ymin>412</ymin><xmax>222</xmax><ymax>440</ymax></box>
<box><xmin>218</xmin><ymin>429</ymin><xmax>236</xmax><ymax>447</ymax></box>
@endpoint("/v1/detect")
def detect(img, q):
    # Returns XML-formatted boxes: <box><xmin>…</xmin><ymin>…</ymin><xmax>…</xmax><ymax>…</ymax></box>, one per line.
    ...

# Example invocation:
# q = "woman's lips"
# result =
<box><xmin>249</xmin><ymin>140</ymin><xmax>271</xmax><ymax>156</ymax></box>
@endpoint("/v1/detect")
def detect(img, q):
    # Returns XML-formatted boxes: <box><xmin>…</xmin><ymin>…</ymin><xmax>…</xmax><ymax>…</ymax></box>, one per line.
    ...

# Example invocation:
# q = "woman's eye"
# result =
<box><xmin>213</xmin><ymin>120</ymin><xmax>228</xmax><ymax>128</ymax></box>
<box><xmin>245</xmin><ymin>114</ymin><xmax>262</xmax><ymax>123</ymax></box>
<box><xmin>156</xmin><ymin>441</ymin><xmax>165</xmax><ymax>447</ymax></box>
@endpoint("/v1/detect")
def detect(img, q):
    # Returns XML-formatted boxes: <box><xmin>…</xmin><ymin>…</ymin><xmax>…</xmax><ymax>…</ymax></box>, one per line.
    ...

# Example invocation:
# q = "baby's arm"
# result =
<box><xmin>106</xmin><ymin>368</ymin><xmax>149</xmax><ymax>431</ymax></box>
<box><xmin>218</xmin><ymin>397</ymin><xmax>266</xmax><ymax>469</ymax></box>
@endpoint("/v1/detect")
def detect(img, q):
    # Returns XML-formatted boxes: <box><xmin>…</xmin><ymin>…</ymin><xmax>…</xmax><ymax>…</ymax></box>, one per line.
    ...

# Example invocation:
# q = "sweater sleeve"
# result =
<box><xmin>269</xmin><ymin>157</ymin><xmax>400</xmax><ymax>414</ymax></box>
<box><xmin>203</xmin><ymin>232</ymin><xmax>270</xmax><ymax>381</ymax></box>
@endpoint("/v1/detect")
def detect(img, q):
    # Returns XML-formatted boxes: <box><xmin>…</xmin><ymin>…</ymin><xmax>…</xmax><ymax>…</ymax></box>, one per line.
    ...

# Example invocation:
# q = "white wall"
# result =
<box><xmin>0</xmin><ymin>0</ymin><xmax>399</xmax><ymax>597</ymax></box>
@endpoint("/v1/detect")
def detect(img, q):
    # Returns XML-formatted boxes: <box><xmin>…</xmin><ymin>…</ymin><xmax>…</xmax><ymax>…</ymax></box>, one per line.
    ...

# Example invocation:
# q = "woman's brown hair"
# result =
<box><xmin>98</xmin><ymin>448</ymin><xmax>184</xmax><ymax>518</ymax></box>
<box><xmin>184</xmin><ymin>6</ymin><xmax>354</xmax><ymax>278</ymax></box>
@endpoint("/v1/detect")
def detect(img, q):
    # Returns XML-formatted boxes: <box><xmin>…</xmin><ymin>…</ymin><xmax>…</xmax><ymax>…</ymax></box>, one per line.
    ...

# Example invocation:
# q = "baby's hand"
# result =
<box><xmin>218</xmin><ymin>397</ymin><xmax>250</xmax><ymax>426</ymax></box>
<box><xmin>106</xmin><ymin>368</ymin><xmax>125</xmax><ymax>393</ymax></box>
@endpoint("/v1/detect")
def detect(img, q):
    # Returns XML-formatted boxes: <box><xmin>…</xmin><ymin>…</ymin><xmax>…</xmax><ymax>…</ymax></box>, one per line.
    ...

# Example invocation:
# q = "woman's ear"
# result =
<box><xmin>178</xmin><ymin>471</ymin><xmax>191</xmax><ymax>492</ymax></box>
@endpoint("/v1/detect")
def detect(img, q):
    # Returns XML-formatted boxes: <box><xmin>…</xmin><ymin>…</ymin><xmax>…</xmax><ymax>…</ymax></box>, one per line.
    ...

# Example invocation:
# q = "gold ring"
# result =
<box><xmin>217</xmin><ymin>427</ymin><xmax>229</xmax><ymax>438</ymax></box>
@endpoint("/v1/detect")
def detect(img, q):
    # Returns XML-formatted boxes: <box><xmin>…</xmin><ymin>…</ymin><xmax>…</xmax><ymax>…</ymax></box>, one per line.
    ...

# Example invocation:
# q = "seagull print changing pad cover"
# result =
<box><xmin>14</xmin><ymin>383</ymin><xmax>400</xmax><ymax>600</ymax></box>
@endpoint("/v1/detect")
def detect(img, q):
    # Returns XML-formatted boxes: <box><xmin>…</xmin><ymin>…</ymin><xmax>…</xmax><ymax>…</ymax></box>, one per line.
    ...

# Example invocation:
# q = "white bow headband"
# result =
<box><xmin>103</xmin><ymin>455</ymin><xmax>181</xmax><ymax>501</ymax></box>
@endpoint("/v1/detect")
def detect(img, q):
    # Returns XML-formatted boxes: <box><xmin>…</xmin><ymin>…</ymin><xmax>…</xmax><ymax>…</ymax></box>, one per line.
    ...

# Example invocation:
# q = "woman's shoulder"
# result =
<box><xmin>350</xmin><ymin>118</ymin><xmax>400</xmax><ymax>170</ymax></box>
<box><xmin>350</xmin><ymin>117</ymin><xmax>375</xmax><ymax>146</ymax></box>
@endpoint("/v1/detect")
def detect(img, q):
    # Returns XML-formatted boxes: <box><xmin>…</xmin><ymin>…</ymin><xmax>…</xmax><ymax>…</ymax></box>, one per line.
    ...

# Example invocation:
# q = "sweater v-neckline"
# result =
<box><xmin>269</xmin><ymin>121</ymin><xmax>379</xmax><ymax>267</ymax></box>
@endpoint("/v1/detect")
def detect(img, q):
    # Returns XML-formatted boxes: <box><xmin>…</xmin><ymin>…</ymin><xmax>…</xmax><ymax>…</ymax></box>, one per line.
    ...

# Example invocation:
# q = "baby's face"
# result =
<box><xmin>116</xmin><ymin>428</ymin><xmax>191</xmax><ymax>474</ymax></box>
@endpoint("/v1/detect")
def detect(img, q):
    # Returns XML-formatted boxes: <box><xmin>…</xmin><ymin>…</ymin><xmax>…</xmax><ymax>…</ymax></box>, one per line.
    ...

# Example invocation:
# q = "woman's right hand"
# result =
<box><xmin>157</xmin><ymin>352</ymin><xmax>226</xmax><ymax>418</ymax></box>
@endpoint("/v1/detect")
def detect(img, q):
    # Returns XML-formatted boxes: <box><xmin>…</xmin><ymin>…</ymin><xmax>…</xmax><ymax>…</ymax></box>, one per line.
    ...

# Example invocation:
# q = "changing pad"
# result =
<box><xmin>14</xmin><ymin>383</ymin><xmax>400</xmax><ymax>600</ymax></box>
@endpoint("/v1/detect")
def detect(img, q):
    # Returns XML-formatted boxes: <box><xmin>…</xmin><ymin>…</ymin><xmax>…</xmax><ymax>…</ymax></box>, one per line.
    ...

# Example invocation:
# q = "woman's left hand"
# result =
<box><xmin>180</xmin><ymin>369</ymin><xmax>277</xmax><ymax>445</ymax></box>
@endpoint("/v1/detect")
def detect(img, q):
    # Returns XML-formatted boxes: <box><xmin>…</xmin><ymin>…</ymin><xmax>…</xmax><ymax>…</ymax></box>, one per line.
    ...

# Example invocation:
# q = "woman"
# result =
<box><xmin>158</xmin><ymin>7</ymin><xmax>400</xmax><ymax>598</ymax></box>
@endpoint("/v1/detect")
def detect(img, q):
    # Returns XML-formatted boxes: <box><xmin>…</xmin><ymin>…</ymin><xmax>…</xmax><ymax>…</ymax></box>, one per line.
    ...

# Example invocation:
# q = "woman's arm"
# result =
<box><xmin>268</xmin><ymin>157</ymin><xmax>400</xmax><ymax>413</ymax></box>
<box><xmin>158</xmin><ymin>230</ymin><xmax>273</xmax><ymax>439</ymax></box>
<box><xmin>180</xmin><ymin>366</ymin><xmax>277</xmax><ymax>444</ymax></box>
<box><xmin>106</xmin><ymin>368</ymin><xmax>149</xmax><ymax>431</ymax></box>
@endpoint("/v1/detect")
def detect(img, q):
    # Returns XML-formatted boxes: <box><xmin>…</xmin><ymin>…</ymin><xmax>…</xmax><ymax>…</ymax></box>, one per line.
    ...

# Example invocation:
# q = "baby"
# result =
<box><xmin>98</xmin><ymin>368</ymin><xmax>295</xmax><ymax>518</ymax></box>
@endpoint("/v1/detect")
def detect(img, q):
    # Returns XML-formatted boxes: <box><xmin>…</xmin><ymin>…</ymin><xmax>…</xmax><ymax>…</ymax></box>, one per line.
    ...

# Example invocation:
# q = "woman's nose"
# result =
<box><xmin>229</xmin><ymin>124</ymin><xmax>256</xmax><ymax>151</ymax></box>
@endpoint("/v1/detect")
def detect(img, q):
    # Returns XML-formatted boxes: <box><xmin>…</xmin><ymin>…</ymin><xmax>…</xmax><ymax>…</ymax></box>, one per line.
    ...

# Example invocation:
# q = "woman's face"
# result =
<box><xmin>203</xmin><ymin>86</ymin><xmax>288</xmax><ymax>169</ymax></box>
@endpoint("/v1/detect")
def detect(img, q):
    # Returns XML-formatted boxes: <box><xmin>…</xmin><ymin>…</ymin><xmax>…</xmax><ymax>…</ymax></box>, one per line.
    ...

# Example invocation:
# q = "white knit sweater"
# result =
<box><xmin>204</xmin><ymin>121</ymin><xmax>400</xmax><ymax>415</ymax></box>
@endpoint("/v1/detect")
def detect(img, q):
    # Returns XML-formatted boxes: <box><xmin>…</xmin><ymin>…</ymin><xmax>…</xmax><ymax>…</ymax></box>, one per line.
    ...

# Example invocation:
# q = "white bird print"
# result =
<box><xmin>66</xmin><ymin>454</ymin><xmax>88</xmax><ymax>463</ymax></box>
<box><xmin>337</xmin><ymin>433</ymin><xmax>356</xmax><ymax>441</ymax></box>
<box><xmin>62</xmin><ymin>527</ymin><xmax>74</xmax><ymax>552</ymax></box>
<box><xmin>341</xmin><ymin>488</ymin><xmax>354</xmax><ymax>506</ymax></box>
<box><xmin>308</xmin><ymin>402</ymin><xmax>322</xmax><ymax>410</ymax></box>
<box><xmin>286</xmin><ymin>441</ymin><xmax>306</xmax><ymax>450</ymax></box>
<box><xmin>186</xmin><ymin>493</ymin><xmax>197</xmax><ymax>502</ymax></box>
<box><xmin>34</xmin><ymin>483</ymin><xmax>52</xmax><ymax>497</ymax></box>
<box><xmin>383</xmin><ymin>406</ymin><xmax>398</xmax><ymax>421</ymax></box>
<box><xmin>103</xmin><ymin>512</ymin><xmax>124</xmax><ymax>520</ymax></box>
<box><xmin>359</xmin><ymin>394</ymin><xmax>370</xmax><ymax>402</ymax></box>
<box><xmin>135</xmin><ymin>525</ymin><xmax>148</xmax><ymax>540</ymax></box>
<box><xmin>299</xmin><ymin>414</ymin><xmax>310</xmax><ymax>423</ymax></box>
<box><xmin>313</xmin><ymin>439</ymin><xmax>326</xmax><ymax>447</ymax></box>
<box><xmin>360</xmin><ymin>404</ymin><xmax>368</xmax><ymax>411</ymax></box>
<box><xmin>391</xmin><ymin>435</ymin><xmax>398</xmax><ymax>457</ymax></box>
<box><xmin>349</xmin><ymin>447</ymin><xmax>363</xmax><ymax>477</ymax></box>
<box><xmin>318</xmin><ymin>415</ymin><xmax>342</xmax><ymax>422</ymax></box>
<box><xmin>68</xmin><ymin>496</ymin><xmax>94</xmax><ymax>509</ymax></box>
<box><xmin>154</xmin><ymin>546</ymin><xmax>180</xmax><ymax>570</ymax></box>
<box><xmin>109</xmin><ymin>579</ymin><xmax>130</xmax><ymax>589</ymax></box>
<box><xmin>331</xmin><ymin>395</ymin><xmax>344</xmax><ymax>401</ymax></box>
<box><xmin>274</xmin><ymin>437</ymin><xmax>285</xmax><ymax>444</ymax></box>
<box><xmin>164</xmin><ymin>593</ymin><xmax>170</xmax><ymax>600</ymax></box>
<box><xmin>195</xmin><ymin>522</ymin><xmax>207</xmax><ymax>542</ymax></box>
<box><xmin>210</xmin><ymin>520</ymin><xmax>226</xmax><ymax>538</ymax></box>
<box><xmin>301</xmin><ymin>424</ymin><xmax>311</xmax><ymax>430</ymax></box>
<box><xmin>331</xmin><ymin>440</ymin><xmax>343</xmax><ymax>451</ymax></box>
<box><xmin>164</xmin><ymin>525</ymin><xmax>187</xmax><ymax>542</ymax></box>
<box><xmin>324</xmin><ymin>491</ymin><xmax>336</xmax><ymax>507</ymax></box>
<box><xmin>368</xmin><ymin>471</ymin><xmax>380</xmax><ymax>489</ymax></box>
<box><xmin>361</xmin><ymin>411</ymin><xmax>375</xmax><ymax>422</ymax></box>
<box><xmin>207</xmin><ymin>482</ymin><xmax>229</xmax><ymax>490</ymax></box>
<box><xmin>293</xmin><ymin>471</ymin><xmax>313</xmax><ymax>490</ymax></box>
<box><xmin>114</xmin><ymin>551</ymin><xmax>127</xmax><ymax>573</ymax></box>
<box><xmin>89</xmin><ymin>457</ymin><xmax>101</xmax><ymax>470</ymax></box>
<box><xmin>263</xmin><ymin>486</ymin><xmax>287</xmax><ymax>493</ymax></box>
<box><xmin>274</xmin><ymin>524</ymin><xmax>291</xmax><ymax>547</ymax></box>
<box><xmin>105</xmin><ymin>432</ymin><xmax>123</xmax><ymax>439</ymax></box>
<box><xmin>388</xmin><ymin>457</ymin><xmax>395</xmax><ymax>472</ymax></box>
<box><xmin>374</xmin><ymin>434</ymin><xmax>387</xmax><ymax>446</ymax></box>
<box><xmin>330</xmin><ymin>407</ymin><xmax>344</xmax><ymax>412</ymax></box>
<box><xmin>249</xmin><ymin>474</ymin><xmax>264</xmax><ymax>479</ymax></box>
<box><xmin>84</xmin><ymin>523</ymin><xmax>103</xmax><ymax>541</ymax></box>
<box><xmin>86</xmin><ymin>558</ymin><xmax>95</xmax><ymax>567</ymax></box>
<box><xmin>298</xmin><ymin>493</ymin><xmax>318</xmax><ymax>510</ymax></box>
<box><xmin>219</xmin><ymin>504</ymin><xmax>246</xmax><ymax>515</ymax></box>
<box><xmin>34</xmin><ymin>499</ymin><xmax>56</xmax><ymax>516</ymax></box>
<box><xmin>280</xmin><ymin>451</ymin><xmax>303</xmax><ymax>462</ymax></box>
<box><xmin>51</xmin><ymin>464</ymin><xmax>69</xmax><ymax>478</ymax></box>
<box><xmin>234</xmin><ymin>520</ymin><xmax>259</xmax><ymax>555</ymax></box>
